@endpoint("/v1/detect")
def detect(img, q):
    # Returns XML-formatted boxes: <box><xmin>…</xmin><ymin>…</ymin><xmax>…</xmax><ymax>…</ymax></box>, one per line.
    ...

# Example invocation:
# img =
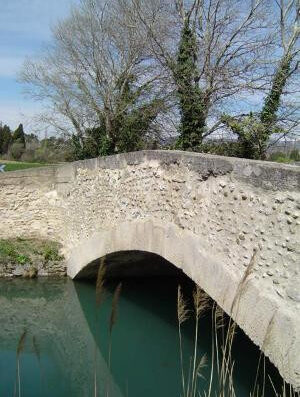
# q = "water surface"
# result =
<box><xmin>0</xmin><ymin>277</ymin><xmax>284</xmax><ymax>396</ymax></box>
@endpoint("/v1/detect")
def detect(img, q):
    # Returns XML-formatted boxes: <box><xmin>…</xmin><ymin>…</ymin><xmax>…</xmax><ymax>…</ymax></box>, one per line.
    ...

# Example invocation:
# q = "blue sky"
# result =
<box><xmin>0</xmin><ymin>0</ymin><xmax>77</xmax><ymax>132</ymax></box>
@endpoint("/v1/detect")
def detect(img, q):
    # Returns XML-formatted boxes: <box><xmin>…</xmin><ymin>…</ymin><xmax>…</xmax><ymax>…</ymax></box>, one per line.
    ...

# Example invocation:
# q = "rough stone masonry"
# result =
<box><xmin>0</xmin><ymin>150</ymin><xmax>299</xmax><ymax>389</ymax></box>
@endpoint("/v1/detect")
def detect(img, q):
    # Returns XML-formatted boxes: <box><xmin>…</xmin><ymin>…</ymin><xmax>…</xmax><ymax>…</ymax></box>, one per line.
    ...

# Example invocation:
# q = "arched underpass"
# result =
<box><xmin>68</xmin><ymin>218</ymin><xmax>300</xmax><ymax>391</ymax></box>
<box><xmin>74</xmin><ymin>249</ymin><xmax>286</xmax><ymax>395</ymax></box>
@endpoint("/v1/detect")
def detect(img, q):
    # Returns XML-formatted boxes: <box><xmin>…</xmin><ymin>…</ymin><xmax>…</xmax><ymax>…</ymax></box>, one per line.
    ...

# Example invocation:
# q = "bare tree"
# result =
<box><xmin>266</xmin><ymin>0</ymin><xmax>300</xmax><ymax>144</ymax></box>
<box><xmin>20</xmin><ymin>0</ymin><xmax>298</xmax><ymax>156</ymax></box>
<box><xmin>222</xmin><ymin>0</ymin><xmax>299</xmax><ymax>159</ymax></box>
<box><xmin>20</xmin><ymin>0</ymin><xmax>168</xmax><ymax>155</ymax></box>
<box><xmin>134</xmin><ymin>0</ymin><xmax>276</xmax><ymax>140</ymax></box>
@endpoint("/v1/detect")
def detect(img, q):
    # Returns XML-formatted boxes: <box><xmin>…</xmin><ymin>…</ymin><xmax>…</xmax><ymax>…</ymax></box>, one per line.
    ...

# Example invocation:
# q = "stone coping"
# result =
<box><xmin>0</xmin><ymin>150</ymin><xmax>299</xmax><ymax>191</ymax></box>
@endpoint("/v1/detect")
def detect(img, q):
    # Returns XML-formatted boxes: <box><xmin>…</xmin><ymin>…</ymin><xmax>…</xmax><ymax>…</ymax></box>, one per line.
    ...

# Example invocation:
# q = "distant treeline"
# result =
<box><xmin>0</xmin><ymin>123</ymin><xmax>72</xmax><ymax>163</ymax></box>
<box><xmin>1</xmin><ymin>122</ymin><xmax>299</xmax><ymax>164</ymax></box>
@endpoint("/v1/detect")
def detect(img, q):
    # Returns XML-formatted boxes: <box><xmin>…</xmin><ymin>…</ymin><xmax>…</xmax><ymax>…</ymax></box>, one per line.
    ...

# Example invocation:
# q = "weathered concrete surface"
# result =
<box><xmin>0</xmin><ymin>150</ymin><xmax>299</xmax><ymax>388</ymax></box>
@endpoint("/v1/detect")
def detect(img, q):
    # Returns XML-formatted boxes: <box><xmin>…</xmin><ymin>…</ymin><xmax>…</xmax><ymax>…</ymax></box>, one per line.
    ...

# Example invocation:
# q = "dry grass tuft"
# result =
<box><xmin>16</xmin><ymin>329</ymin><xmax>27</xmax><ymax>357</ymax></box>
<box><xmin>231</xmin><ymin>251</ymin><xmax>257</xmax><ymax>316</ymax></box>
<box><xmin>96</xmin><ymin>257</ymin><xmax>106</xmax><ymax>306</ymax></box>
<box><xmin>109</xmin><ymin>282</ymin><xmax>122</xmax><ymax>335</ymax></box>
<box><xmin>106</xmin><ymin>282</ymin><xmax>123</xmax><ymax>397</ymax></box>
<box><xmin>196</xmin><ymin>353</ymin><xmax>208</xmax><ymax>379</ymax></box>
<box><xmin>176</xmin><ymin>279</ymin><xmax>299</xmax><ymax>397</ymax></box>
<box><xmin>32</xmin><ymin>336</ymin><xmax>40</xmax><ymax>362</ymax></box>
<box><xmin>15</xmin><ymin>329</ymin><xmax>27</xmax><ymax>397</ymax></box>
<box><xmin>193</xmin><ymin>286</ymin><xmax>210</xmax><ymax>320</ymax></box>
<box><xmin>177</xmin><ymin>285</ymin><xmax>190</xmax><ymax>325</ymax></box>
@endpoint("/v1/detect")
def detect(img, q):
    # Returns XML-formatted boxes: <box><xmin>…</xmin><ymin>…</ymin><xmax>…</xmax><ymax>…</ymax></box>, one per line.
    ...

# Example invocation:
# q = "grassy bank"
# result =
<box><xmin>0</xmin><ymin>238</ymin><xmax>65</xmax><ymax>277</ymax></box>
<box><xmin>0</xmin><ymin>159</ymin><xmax>51</xmax><ymax>172</ymax></box>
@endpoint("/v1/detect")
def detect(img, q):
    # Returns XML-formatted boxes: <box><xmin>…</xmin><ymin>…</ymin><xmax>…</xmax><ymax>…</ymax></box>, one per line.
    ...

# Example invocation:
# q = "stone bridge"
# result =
<box><xmin>0</xmin><ymin>150</ymin><xmax>299</xmax><ymax>389</ymax></box>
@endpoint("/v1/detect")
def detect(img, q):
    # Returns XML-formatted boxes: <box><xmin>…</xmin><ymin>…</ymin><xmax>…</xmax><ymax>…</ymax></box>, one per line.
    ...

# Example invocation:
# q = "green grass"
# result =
<box><xmin>0</xmin><ymin>160</ymin><xmax>50</xmax><ymax>172</ymax></box>
<box><xmin>0</xmin><ymin>238</ymin><xmax>63</xmax><ymax>265</ymax></box>
<box><xmin>268</xmin><ymin>151</ymin><xmax>300</xmax><ymax>164</ymax></box>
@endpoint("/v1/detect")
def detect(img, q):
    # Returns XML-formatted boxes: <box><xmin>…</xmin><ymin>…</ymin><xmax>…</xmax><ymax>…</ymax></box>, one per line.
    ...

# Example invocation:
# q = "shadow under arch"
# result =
<box><xmin>75</xmin><ymin>250</ymin><xmax>185</xmax><ymax>279</ymax></box>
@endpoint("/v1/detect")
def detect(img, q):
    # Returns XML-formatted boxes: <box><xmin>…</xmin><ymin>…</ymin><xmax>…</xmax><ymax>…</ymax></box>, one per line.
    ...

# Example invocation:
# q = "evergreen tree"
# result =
<box><xmin>111</xmin><ymin>73</ymin><xmax>162</xmax><ymax>152</ymax></box>
<box><xmin>222</xmin><ymin>54</ymin><xmax>293</xmax><ymax>160</ymax></box>
<box><xmin>0</xmin><ymin>124</ymin><xmax>12</xmax><ymax>154</ymax></box>
<box><xmin>13</xmin><ymin>124</ymin><xmax>26</xmax><ymax>148</ymax></box>
<box><xmin>260</xmin><ymin>54</ymin><xmax>292</xmax><ymax>128</ymax></box>
<box><xmin>175</xmin><ymin>19</ymin><xmax>206</xmax><ymax>150</ymax></box>
<box><xmin>70</xmin><ymin>74</ymin><xmax>162</xmax><ymax>160</ymax></box>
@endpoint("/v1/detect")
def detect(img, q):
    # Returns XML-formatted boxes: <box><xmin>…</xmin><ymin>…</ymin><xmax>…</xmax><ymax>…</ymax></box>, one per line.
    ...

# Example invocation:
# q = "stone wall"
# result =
<box><xmin>0</xmin><ymin>259</ymin><xmax>66</xmax><ymax>278</ymax></box>
<box><xmin>0</xmin><ymin>150</ymin><xmax>299</xmax><ymax>388</ymax></box>
<box><xmin>0</xmin><ymin>166</ymin><xmax>64</xmax><ymax>241</ymax></box>
<box><xmin>66</xmin><ymin>152</ymin><xmax>299</xmax><ymax>297</ymax></box>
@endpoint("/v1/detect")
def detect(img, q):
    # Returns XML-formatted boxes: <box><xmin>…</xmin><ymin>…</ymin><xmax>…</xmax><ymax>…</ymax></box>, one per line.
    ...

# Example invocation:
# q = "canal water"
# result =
<box><xmin>0</xmin><ymin>277</ymin><xmax>286</xmax><ymax>397</ymax></box>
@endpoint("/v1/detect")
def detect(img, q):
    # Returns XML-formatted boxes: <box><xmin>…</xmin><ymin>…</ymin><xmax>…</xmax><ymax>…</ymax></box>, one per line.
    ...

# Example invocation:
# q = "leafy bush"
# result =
<box><xmin>9</xmin><ymin>142</ymin><xmax>26</xmax><ymax>160</ymax></box>
<box><xmin>268</xmin><ymin>151</ymin><xmax>292</xmax><ymax>163</ymax></box>
<box><xmin>0</xmin><ymin>240</ymin><xmax>17</xmax><ymax>258</ymax></box>
<box><xmin>16</xmin><ymin>254</ymin><xmax>31</xmax><ymax>265</ymax></box>
<box><xmin>0</xmin><ymin>238</ymin><xmax>63</xmax><ymax>266</ymax></box>
<box><xmin>200</xmin><ymin>141</ymin><xmax>241</xmax><ymax>157</ymax></box>
<box><xmin>0</xmin><ymin>241</ymin><xmax>30</xmax><ymax>264</ymax></box>
<box><xmin>43</xmin><ymin>245</ymin><xmax>62</xmax><ymax>262</ymax></box>
<box><xmin>289</xmin><ymin>149</ymin><xmax>300</xmax><ymax>161</ymax></box>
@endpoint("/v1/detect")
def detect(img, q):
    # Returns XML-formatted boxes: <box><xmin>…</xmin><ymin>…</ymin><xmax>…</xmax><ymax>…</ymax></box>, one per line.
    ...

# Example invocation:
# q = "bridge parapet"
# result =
<box><xmin>0</xmin><ymin>150</ymin><xmax>299</xmax><ymax>388</ymax></box>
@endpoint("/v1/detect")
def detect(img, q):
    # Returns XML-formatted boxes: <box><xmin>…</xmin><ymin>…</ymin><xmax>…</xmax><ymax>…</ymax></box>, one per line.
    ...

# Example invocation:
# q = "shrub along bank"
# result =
<box><xmin>0</xmin><ymin>238</ymin><xmax>66</xmax><ymax>277</ymax></box>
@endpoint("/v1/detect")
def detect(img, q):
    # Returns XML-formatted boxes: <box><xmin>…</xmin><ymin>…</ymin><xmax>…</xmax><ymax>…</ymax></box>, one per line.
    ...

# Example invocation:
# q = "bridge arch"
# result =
<box><xmin>67</xmin><ymin>218</ymin><xmax>299</xmax><ymax>389</ymax></box>
<box><xmin>68</xmin><ymin>219</ymin><xmax>239</xmax><ymax>311</ymax></box>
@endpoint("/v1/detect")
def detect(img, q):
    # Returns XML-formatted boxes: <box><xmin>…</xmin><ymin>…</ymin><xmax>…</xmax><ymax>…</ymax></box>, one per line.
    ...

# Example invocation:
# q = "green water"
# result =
<box><xmin>0</xmin><ymin>277</ymin><xmax>284</xmax><ymax>397</ymax></box>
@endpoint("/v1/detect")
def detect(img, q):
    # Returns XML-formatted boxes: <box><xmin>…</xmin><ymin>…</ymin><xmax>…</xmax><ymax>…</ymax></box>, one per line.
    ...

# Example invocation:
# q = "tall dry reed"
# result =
<box><xmin>177</xmin><ymin>285</ymin><xmax>190</xmax><ymax>397</ymax></box>
<box><xmin>177</xmin><ymin>285</ymin><xmax>210</xmax><ymax>397</ymax></box>
<box><xmin>177</xmin><ymin>282</ymin><xmax>299</xmax><ymax>397</ymax></box>
<box><xmin>32</xmin><ymin>335</ymin><xmax>44</xmax><ymax>390</ymax></box>
<box><xmin>106</xmin><ymin>282</ymin><xmax>122</xmax><ymax>397</ymax></box>
<box><xmin>15</xmin><ymin>329</ymin><xmax>27</xmax><ymax>397</ymax></box>
<box><xmin>94</xmin><ymin>257</ymin><xmax>107</xmax><ymax>397</ymax></box>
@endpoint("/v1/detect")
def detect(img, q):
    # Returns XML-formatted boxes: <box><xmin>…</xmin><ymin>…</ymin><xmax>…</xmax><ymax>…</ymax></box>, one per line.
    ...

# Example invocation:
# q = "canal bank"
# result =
<box><xmin>0</xmin><ymin>238</ymin><xmax>66</xmax><ymax>277</ymax></box>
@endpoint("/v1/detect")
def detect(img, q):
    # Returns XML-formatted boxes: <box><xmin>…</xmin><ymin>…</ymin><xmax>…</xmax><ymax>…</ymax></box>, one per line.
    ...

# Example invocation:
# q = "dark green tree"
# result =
<box><xmin>0</xmin><ymin>124</ymin><xmax>12</xmax><ymax>154</ymax></box>
<box><xmin>70</xmin><ymin>74</ymin><xmax>162</xmax><ymax>160</ymax></box>
<box><xmin>175</xmin><ymin>19</ymin><xmax>206</xmax><ymax>150</ymax></box>
<box><xmin>221</xmin><ymin>0</ymin><xmax>299</xmax><ymax>160</ymax></box>
<box><xmin>71</xmin><ymin>126</ymin><xmax>114</xmax><ymax>160</ymax></box>
<box><xmin>260</xmin><ymin>54</ymin><xmax>292</xmax><ymax>128</ymax></box>
<box><xmin>13</xmin><ymin>124</ymin><xmax>26</xmax><ymax>148</ymax></box>
<box><xmin>221</xmin><ymin>54</ymin><xmax>293</xmax><ymax>160</ymax></box>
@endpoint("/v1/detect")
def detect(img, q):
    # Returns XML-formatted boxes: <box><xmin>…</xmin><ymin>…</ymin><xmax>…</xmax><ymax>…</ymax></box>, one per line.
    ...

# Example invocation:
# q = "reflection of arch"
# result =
<box><xmin>0</xmin><ymin>279</ymin><xmax>122</xmax><ymax>397</ymax></box>
<box><xmin>67</xmin><ymin>219</ymin><xmax>300</xmax><ymax>389</ymax></box>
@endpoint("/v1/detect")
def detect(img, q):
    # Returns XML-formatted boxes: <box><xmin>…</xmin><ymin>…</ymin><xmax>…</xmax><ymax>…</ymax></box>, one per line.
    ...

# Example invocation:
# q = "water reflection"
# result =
<box><xmin>74</xmin><ymin>277</ymin><xmax>283</xmax><ymax>397</ymax></box>
<box><xmin>0</xmin><ymin>278</ymin><xmax>121</xmax><ymax>397</ymax></box>
<box><xmin>0</xmin><ymin>277</ymin><xmax>284</xmax><ymax>397</ymax></box>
